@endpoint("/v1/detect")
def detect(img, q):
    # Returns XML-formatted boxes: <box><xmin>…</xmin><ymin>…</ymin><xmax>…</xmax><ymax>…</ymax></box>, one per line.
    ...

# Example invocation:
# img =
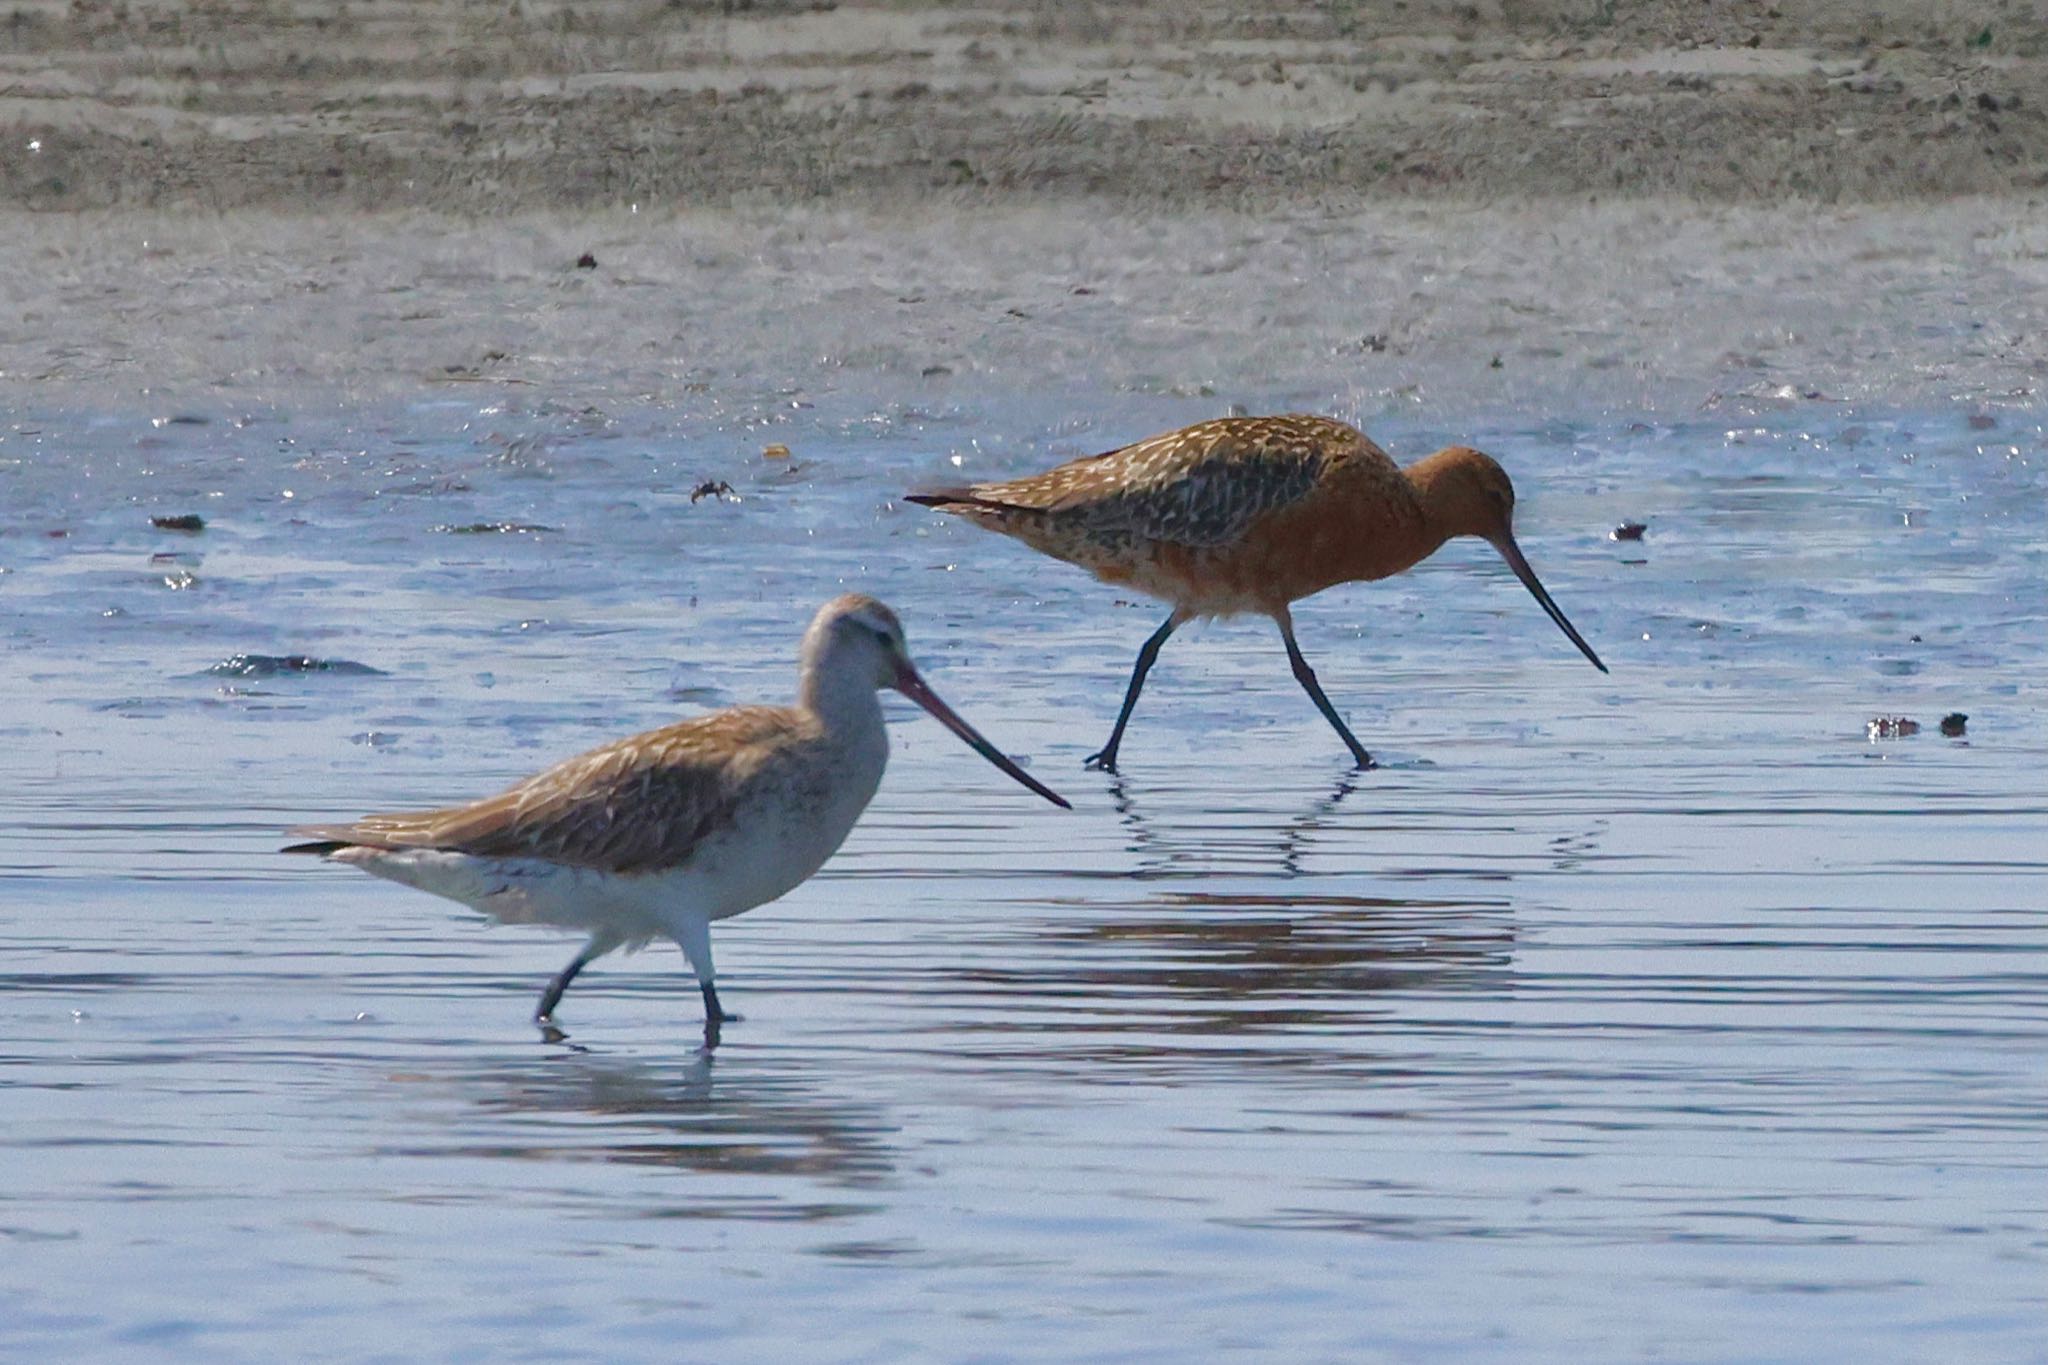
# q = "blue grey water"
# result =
<box><xmin>2</xmin><ymin>384</ymin><xmax>2044</xmax><ymax>1360</ymax></box>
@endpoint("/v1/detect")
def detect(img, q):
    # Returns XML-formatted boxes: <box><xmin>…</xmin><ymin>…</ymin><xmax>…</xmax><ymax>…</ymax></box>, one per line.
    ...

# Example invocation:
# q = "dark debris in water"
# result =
<box><xmin>1867</xmin><ymin>713</ymin><xmax>1970</xmax><ymax>741</ymax></box>
<box><xmin>206</xmin><ymin>653</ymin><xmax>387</xmax><ymax>678</ymax></box>
<box><xmin>689</xmin><ymin>480</ymin><xmax>738</xmax><ymax>503</ymax></box>
<box><xmin>151</xmin><ymin>514</ymin><xmax>206</xmax><ymax>533</ymax></box>
<box><xmin>1610</xmin><ymin>521</ymin><xmax>1648</xmax><ymax>541</ymax></box>
<box><xmin>432</xmin><ymin>521</ymin><xmax>558</xmax><ymax>535</ymax></box>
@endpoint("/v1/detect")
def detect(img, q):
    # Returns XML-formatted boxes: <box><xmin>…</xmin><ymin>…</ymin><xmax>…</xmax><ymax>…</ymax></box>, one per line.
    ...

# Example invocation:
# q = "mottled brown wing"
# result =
<box><xmin>966</xmin><ymin>415</ymin><xmax>1362</xmax><ymax>548</ymax></box>
<box><xmin>287</xmin><ymin>706</ymin><xmax>810</xmax><ymax>875</ymax></box>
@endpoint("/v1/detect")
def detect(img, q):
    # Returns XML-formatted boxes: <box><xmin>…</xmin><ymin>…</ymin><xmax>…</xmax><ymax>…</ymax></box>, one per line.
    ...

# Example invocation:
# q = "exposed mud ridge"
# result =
<box><xmin>3</xmin><ymin>0</ymin><xmax>2046</xmax><ymax>212</ymax></box>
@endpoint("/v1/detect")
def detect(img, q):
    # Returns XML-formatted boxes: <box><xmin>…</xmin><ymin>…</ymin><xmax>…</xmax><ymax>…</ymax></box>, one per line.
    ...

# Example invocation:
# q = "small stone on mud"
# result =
<box><xmin>1611</xmin><ymin>521</ymin><xmax>1648</xmax><ymax>541</ymax></box>
<box><xmin>1939</xmin><ymin>712</ymin><xmax>1968</xmax><ymax>737</ymax></box>
<box><xmin>575</xmin><ymin>252</ymin><xmax>597</xmax><ymax>269</ymax></box>
<box><xmin>1867</xmin><ymin>715</ymin><xmax>1920</xmax><ymax>740</ymax></box>
<box><xmin>152</xmin><ymin>514</ymin><xmax>206</xmax><ymax>532</ymax></box>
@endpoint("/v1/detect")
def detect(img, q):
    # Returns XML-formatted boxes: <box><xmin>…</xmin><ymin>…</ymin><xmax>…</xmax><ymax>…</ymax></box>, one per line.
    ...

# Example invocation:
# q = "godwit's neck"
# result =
<box><xmin>797</xmin><ymin>664</ymin><xmax>886</xmax><ymax>739</ymax></box>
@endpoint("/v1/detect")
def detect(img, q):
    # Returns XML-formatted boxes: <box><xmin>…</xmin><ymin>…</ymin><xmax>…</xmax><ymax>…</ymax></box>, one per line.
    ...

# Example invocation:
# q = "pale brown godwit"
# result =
<box><xmin>283</xmin><ymin>595</ymin><xmax>1068</xmax><ymax>1044</ymax></box>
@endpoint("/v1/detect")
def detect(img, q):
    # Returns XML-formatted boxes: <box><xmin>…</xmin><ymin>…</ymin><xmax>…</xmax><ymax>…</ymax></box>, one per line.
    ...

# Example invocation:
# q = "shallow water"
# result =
<box><xmin>2</xmin><ymin>387</ymin><xmax>2044</xmax><ymax>1359</ymax></box>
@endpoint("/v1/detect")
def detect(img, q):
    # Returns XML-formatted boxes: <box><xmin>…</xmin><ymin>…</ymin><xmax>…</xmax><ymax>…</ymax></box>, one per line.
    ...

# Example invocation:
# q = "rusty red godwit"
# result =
<box><xmin>907</xmin><ymin>414</ymin><xmax>1607</xmax><ymax>770</ymax></box>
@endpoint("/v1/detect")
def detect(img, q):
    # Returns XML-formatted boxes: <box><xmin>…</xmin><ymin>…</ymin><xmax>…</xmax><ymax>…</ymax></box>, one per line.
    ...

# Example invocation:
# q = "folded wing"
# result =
<box><xmin>909</xmin><ymin>415</ymin><xmax>1368</xmax><ymax>549</ymax></box>
<box><xmin>284</xmin><ymin>706</ymin><xmax>810</xmax><ymax>875</ymax></box>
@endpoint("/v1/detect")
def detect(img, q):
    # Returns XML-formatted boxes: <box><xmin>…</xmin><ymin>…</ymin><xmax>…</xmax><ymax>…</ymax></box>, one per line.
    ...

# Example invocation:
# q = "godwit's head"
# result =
<box><xmin>800</xmin><ymin>594</ymin><xmax>911</xmax><ymax>693</ymax></box>
<box><xmin>1410</xmin><ymin>447</ymin><xmax>1609</xmax><ymax>674</ymax></box>
<box><xmin>1409</xmin><ymin>445</ymin><xmax>1520</xmax><ymax>543</ymax></box>
<box><xmin>798</xmin><ymin>595</ymin><xmax>1070</xmax><ymax>807</ymax></box>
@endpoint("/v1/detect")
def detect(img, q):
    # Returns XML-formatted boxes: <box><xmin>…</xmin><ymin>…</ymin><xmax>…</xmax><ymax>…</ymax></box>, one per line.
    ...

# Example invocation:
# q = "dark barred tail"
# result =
<box><xmin>903</xmin><ymin>487</ymin><xmax>976</xmax><ymax>508</ymax></box>
<box><xmin>281</xmin><ymin>839</ymin><xmax>352</xmax><ymax>856</ymax></box>
<box><xmin>904</xmin><ymin>487</ymin><xmax>1036</xmax><ymax>514</ymax></box>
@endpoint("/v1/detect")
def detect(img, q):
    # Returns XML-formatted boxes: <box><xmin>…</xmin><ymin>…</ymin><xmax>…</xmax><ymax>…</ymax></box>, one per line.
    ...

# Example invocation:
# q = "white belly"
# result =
<box><xmin>333</xmin><ymin>846</ymin><xmax>676</xmax><ymax>946</ymax></box>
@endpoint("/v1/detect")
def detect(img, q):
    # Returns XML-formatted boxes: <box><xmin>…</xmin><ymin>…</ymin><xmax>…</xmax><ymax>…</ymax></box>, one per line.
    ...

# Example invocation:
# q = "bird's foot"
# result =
<box><xmin>536</xmin><ymin>1016</ymin><xmax>571</xmax><ymax>1045</ymax></box>
<box><xmin>1084</xmin><ymin>749</ymin><xmax>1120</xmax><ymax>772</ymax></box>
<box><xmin>701</xmin><ymin>1013</ymin><xmax>742</xmax><ymax>1049</ymax></box>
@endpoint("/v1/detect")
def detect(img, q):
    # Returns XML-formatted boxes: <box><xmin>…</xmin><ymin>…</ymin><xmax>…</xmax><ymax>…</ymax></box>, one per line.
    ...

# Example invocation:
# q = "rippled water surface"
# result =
<box><xmin>2</xmin><ymin>387</ymin><xmax>2044</xmax><ymax>1359</ymax></box>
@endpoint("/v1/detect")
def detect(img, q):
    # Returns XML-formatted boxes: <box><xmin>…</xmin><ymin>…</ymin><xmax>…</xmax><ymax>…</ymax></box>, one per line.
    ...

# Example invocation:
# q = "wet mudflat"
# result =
<box><xmin>1</xmin><ymin>389</ymin><xmax>2044</xmax><ymax>1358</ymax></box>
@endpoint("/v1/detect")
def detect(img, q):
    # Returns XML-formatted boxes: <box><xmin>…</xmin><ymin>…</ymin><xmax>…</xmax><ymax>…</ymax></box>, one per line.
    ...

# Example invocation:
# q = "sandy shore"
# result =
<box><xmin>4</xmin><ymin>200</ymin><xmax>2045</xmax><ymax>416</ymax></box>
<box><xmin>4</xmin><ymin>1</ymin><xmax>2045</xmax><ymax>211</ymax></box>
<box><xmin>2</xmin><ymin>2</ymin><xmax>2044</xmax><ymax>414</ymax></box>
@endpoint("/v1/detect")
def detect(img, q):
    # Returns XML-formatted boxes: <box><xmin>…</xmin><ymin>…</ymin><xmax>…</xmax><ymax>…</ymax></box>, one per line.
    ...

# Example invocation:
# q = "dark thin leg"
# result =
<box><xmin>1086</xmin><ymin>613</ymin><xmax>1181</xmax><ymax>771</ymax></box>
<box><xmin>535</xmin><ymin>948</ymin><xmax>598</xmax><ymax>1024</ymax></box>
<box><xmin>700</xmin><ymin>980</ymin><xmax>739</xmax><ymax>1024</ymax></box>
<box><xmin>1280</xmin><ymin>622</ymin><xmax>1375</xmax><ymax>770</ymax></box>
<box><xmin>700</xmin><ymin>981</ymin><xmax>740</xmax><ymax>1048</ymax></box>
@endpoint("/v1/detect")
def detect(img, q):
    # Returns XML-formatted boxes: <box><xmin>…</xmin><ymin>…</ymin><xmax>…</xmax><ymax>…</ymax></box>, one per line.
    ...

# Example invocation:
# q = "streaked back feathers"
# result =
<box><xmin>908</xmin><ymin>415</ymin><xmax>1386</xmax><ymax>546</ymax></box>
<box><xmin>284</xmin><ymin>706</ymin><xmax>821</xmax><ymax>875</ymax></box>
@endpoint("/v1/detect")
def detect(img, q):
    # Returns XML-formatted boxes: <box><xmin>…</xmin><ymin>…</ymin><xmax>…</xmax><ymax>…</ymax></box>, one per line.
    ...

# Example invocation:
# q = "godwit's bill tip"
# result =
<box><xmin>1492</xmin><ymin>533</ymin><xmax>1609</xmax><ymax>674</ymax></box>
<box><xmin>893</xmin><ymin>663</ymin><xmax>1072</xmax><ymax>808</ymax></box>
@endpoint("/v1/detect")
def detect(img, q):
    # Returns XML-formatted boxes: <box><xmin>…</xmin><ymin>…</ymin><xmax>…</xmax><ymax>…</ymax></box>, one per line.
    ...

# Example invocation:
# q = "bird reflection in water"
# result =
<box><xmin>1108</xmin><ymin>768</ymin><xmax>1361</xmax><ymax>880</ymax></box>
<box><xmin>1547</xmin><ymin>817</ymin><xmax>1610</xmax><ymax>872</ymax></box>
<box><xmin>933</xmin><ymin>773</ymin><xmax>1517</xmax><ymax>1058</ymax></box>
<box><xmin>389</xmin><ymin>1050</ymin><xmax>899</xmax><ymax>1201</ymax></box>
